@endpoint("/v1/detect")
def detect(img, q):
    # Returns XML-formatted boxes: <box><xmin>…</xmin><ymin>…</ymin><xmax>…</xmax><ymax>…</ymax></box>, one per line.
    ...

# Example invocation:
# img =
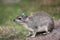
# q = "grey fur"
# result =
<box><xmin>14</xmin><ymin>12</ymin><xmax>54</xmax><ymax>37</ymax></box>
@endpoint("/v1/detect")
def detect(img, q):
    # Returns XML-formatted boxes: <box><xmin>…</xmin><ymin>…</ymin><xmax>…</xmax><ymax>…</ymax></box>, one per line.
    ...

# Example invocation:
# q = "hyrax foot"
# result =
<box><xmin>26</xmin><ymin>34</ymin><xmax>31</xmax><ymax>37</ymax></box>
<box><xmin>26</xmin><ymin>31</ymin><xmax>32</xmax><ymax>37</ymax></box>
<box><xmin>26</xmin><ymin>34</ymin><xmax>32</xmax><ymax>37</ymax></box>
<box><xmin>30</xmin><ymin>32</ymin><xmax>36</xmax><ymax>37</ymax></box>
<box><xmin>43</xmin><ymin>31</ymin><xmax>50</xmax><ymax>35</ymax></box>
<box><xmin>30</xmin><ymin>35</ymin><xmax>35</xmax><ymax>37</ymax></box>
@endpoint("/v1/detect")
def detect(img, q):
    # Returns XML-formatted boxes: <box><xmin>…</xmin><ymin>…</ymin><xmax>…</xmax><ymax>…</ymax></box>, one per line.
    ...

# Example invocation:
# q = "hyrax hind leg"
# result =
<box><xmin>43</xmin><ymin>26</ymin><xmax>50</xmax><ymax>34</ymax></box>
<box><xmin>26</xmin><ymin>31</ymin><xmax>36</xmax><ymax>37</ymax></box>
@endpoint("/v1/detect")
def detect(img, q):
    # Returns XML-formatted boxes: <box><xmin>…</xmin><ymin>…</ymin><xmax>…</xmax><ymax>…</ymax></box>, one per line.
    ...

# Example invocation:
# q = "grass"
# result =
<box><xmin>0</xmin><ymin>0</ymin><xmax>60</xmax><ymax>40</ymax></box>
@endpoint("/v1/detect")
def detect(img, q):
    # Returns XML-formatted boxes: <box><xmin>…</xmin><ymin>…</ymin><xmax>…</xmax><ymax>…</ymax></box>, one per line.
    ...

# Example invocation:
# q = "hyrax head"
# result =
<box><xmin>13</xmin><ymin>13</ymin><xmax>28</xmax><ymax>23</ymax></box>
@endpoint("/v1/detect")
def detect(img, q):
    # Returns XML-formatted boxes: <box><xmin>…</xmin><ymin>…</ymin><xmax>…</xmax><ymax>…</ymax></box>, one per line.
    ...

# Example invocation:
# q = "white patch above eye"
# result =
<box><xmin>18</xmin><ymin>17</ymin><xmax>22</xmax><ymax>19</ymax></box>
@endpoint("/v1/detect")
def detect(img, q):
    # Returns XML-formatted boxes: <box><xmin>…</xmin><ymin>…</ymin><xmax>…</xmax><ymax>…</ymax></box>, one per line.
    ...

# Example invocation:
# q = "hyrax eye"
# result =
<box><xmin>18</xmin><ymin>18</ymin><xmax>21</xmax><ymax>20</ymax></box>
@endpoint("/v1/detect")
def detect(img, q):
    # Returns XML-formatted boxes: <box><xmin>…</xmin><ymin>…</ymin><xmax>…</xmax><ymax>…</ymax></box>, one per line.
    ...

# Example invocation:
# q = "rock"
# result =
<box><xmin>54</xmin><ymin>19</ymin><xmax>60</xmax><ymax>29</ymax></box>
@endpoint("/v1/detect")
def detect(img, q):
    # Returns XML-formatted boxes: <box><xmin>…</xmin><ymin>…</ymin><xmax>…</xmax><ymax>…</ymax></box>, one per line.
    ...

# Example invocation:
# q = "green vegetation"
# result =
<box><xmin>0</xmin><ymin>0</ymin><xmax>60</xmax><ymax>40</ymax></box>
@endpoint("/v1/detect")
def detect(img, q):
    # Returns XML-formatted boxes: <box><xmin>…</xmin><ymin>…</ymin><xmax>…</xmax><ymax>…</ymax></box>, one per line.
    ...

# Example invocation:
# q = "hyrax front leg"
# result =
<box><xmin>26</xmin><ymin>31</ymin><xmax>32</xmax><ymax>37</ymax></box>
<box><xmin>43</xmin><ymin>26</ymin><xmax>50</xmax><ymax>34</ymax></box>
<box><xmin>45</xmin><ymin>27</ymin><xmax>50</xmax><ymax>34</ymax></box>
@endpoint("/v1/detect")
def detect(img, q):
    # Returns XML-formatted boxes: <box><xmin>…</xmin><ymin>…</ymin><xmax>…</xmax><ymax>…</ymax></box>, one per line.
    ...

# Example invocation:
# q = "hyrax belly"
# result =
<box><xmin>37</xmin><ymin>25</ymin><xmax>48</xmax><ymax>32</ymax></box>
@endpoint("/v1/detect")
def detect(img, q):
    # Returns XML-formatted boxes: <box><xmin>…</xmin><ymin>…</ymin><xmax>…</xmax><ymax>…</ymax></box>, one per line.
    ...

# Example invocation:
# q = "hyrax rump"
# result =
<box><xmin>14</xmin><ymin>12</ymin><xmax>54</xmax><ymax>37</ymax></box>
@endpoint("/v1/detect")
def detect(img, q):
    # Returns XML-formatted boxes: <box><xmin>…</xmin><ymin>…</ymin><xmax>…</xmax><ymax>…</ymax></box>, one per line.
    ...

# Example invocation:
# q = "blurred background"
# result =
<box><xmin>0</xmin><ymin>0</ymin><xmax>60</xmax><ymax>40</ymax></box>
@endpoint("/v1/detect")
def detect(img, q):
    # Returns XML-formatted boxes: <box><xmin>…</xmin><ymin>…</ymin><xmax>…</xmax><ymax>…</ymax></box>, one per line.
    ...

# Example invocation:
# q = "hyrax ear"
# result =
<box><xmin>22</xmin><ymin>13</ymin><xmax>25</xmax><ymax>16</ymax></box>
<box><xmin>22</xmin><ymin>13</ymin><xmax>28</xmax><ymax>18</ymax></box>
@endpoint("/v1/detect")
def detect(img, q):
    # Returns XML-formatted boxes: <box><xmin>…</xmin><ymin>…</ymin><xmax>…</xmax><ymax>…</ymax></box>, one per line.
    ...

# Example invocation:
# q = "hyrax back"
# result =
<box><xmin>14</xmin><ymin>12</ymin><xmax>54</xmax><ymax>37</ymax></box>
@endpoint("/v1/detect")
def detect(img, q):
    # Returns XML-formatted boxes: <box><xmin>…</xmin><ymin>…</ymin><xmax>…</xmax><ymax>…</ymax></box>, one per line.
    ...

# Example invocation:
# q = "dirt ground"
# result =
<box><xmin>26</xmin><ymin>19</ymin><xmax>60</xmax><ymax>40</ymax></box>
